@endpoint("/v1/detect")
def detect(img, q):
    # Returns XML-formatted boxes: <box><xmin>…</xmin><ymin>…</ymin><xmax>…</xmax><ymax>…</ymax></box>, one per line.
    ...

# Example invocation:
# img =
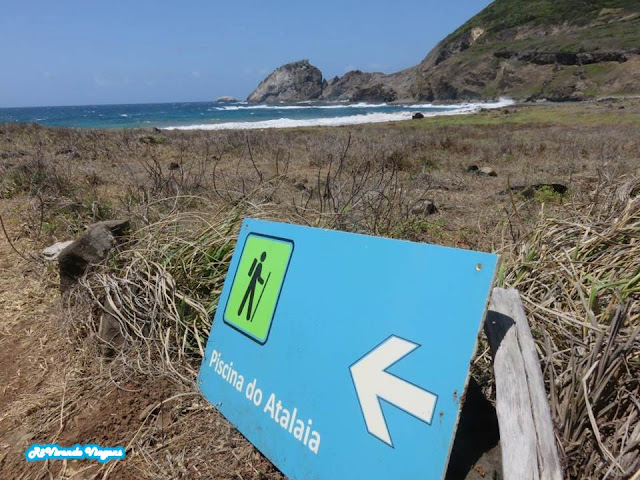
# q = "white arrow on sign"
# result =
<box><xmin>350</xmin><ymin>335</ymin><xmax>438</xmax><ymax>447</ymax></box>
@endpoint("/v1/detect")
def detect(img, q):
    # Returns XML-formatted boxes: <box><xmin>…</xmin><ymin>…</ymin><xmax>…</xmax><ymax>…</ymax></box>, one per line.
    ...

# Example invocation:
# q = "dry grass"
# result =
<box><xmin>74</xmin><ymin>208</ymin><xmax>243</xmax><ymax>382</ymax></box>
<box><xmin>61</xmin><ymin>177</ymin><xmax>640</xmax><ymax>479</ymax></box>
<box><xmin>1</xmin><ymin>106</ymin><xmax>639</xmax><ymax>478</ymax></box>
<box><xmin>501</xmin><ymin>177</ymin><xmax>640</xmax><ymax>479</ymax></box>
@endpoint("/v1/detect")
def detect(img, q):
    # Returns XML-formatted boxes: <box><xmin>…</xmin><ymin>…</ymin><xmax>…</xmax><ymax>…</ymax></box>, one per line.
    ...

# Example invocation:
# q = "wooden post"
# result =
<box><xmin>485</xmin><ymin>288</ymin><xmax>563</xmax><ymax>480</ymax></box>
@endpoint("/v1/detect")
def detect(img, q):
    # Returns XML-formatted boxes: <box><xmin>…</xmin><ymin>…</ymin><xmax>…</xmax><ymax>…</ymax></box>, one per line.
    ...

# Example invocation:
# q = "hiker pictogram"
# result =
<box><xmin>224</xmin><ymin>233</ymin><xmax>293</xmax><ymax>344</ymax></box>
<box><xmin>238</xmin><ymin>251</ymin><xmax>270</xmax><ymax>321</ymax></box>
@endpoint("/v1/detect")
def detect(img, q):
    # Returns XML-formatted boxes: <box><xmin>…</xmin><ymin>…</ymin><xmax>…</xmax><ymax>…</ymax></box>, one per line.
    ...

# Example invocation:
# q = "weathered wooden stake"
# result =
<box><xmin>485</xmin><ymin>288</ymin><xmax>563</xmax><ymax>480</ymax></box>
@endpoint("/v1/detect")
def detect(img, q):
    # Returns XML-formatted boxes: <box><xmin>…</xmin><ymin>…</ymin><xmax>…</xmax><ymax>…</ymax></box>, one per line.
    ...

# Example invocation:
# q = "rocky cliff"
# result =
<box><xmin>407</xmin><ymin>0</ymin><xmax>640</xmax><ymax>102</ymax></box>
<box><xmin>246</xmin><ymin>60</ymin><xmax>324</xmax><ymax>103</ymax></box>
<box><xmin>247</xmin><ymin>1</ymin><xmax>640</xmax><ymax>103</ymax></box>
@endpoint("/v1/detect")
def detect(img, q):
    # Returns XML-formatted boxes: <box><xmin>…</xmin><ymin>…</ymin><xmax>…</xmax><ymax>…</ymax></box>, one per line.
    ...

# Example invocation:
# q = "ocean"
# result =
<box><xmin>0</xmin><ymin>99</ymin><xmax>514</xmax><ymax>130</ymax></box>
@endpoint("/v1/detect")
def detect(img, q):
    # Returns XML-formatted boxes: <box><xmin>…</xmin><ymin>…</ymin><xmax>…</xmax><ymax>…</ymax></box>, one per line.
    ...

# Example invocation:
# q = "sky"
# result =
<box><xmin>0</xmin><ymin>0</ymin><xmax>493</xmax><ymax>108</ymax></box>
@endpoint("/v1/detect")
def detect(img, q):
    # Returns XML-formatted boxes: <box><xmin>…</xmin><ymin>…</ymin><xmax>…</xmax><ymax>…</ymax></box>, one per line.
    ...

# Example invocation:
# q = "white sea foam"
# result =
<box><xmin>165</xmin><ymin>112</ymin><xmax>410</xmax><ymax>130</ymax></box>
<box><xmin>213</xmin><ymin>98</ymin><xmax>514</xmax><ymax>112</ymax></box>
<box><xmin>411</xmin><ymin>98</ymin><xmax>515</xmax><ymax>110</ymax></box>
<box><xmin>214</xmin><ymin>102</ymin><xmax>389</xmax><ymax>111</ymax></box>
<box><xmin>163</xmin><ymin>98</ymin><xmax>515</xmax><ymax>131</ymax></box>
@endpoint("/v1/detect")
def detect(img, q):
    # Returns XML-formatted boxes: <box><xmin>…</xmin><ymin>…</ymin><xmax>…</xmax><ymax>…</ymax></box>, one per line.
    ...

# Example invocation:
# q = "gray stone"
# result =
<box><xmin>58</xmin><ymin>219</ymin><xmax>129</xmax><ymax>294</ymax></box>
<box><xmin>478</xmin><ymin>166</ymin><xmax>497</xmax><ymax>177</ymax></box>
<box><xmin>411</xmin><ymin>199</ymin><xmax>438</xmax><ymax>215</ymax></box>
<box><xmin>42</xmin><ymin>240</ymin><xmax>74</xmax><ymax>261</ymax></box>
<box><xmin>215</xmin><ymin>96</ymin><xmax>238</xmax><ymax>103</ymax></box>
<box><xmin>413</xmin><ymin>112</ymin><xmax>425</xmax><ymax>119</ymax></box>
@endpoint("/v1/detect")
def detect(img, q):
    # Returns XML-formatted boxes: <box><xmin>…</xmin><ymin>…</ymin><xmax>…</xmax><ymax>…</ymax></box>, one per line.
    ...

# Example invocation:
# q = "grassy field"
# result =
<box><xmin>0</xmin><ymin>100</ymin><xmax>638</xmax><ymax>479</ymax></box>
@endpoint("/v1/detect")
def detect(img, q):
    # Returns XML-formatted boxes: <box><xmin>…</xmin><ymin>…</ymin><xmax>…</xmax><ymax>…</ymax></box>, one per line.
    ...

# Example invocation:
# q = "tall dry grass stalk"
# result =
<box><xmin>501</xmin><ymin>178</ymin><xmax>640</xmax><ymax>479</ymax></box>
<box><xmin>74</xmin><ymin>207</ymin><xmax>246</xmax><ymax>384</ymax></box>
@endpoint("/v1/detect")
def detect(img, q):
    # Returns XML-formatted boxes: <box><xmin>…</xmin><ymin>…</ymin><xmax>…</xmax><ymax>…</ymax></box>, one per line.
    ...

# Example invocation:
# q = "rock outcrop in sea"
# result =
<box><xmin>246</xmin><ymin>60</ymin><xmax>324</xmax><ymax>103</ymax></box>
<box><xmin>246</xmin><ymin>62</ymin><xmax>407</xmax><ymax>103</ymax></box>
<box><xmin>322</xmin><ymin>71</ymin><xmax>398</xmax><ymax>102</ymax></box>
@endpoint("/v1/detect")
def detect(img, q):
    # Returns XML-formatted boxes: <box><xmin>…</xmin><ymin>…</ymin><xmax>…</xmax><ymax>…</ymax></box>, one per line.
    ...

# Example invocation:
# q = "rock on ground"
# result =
<box><xmin>58</xmin><ymin>219</ymin><xmax>129</xmax><ymax>294</ymax></box>
<box><xmin>42</xmin><ymin>240</ymin><xmax>74</xmax><ymax>261</ymax></box>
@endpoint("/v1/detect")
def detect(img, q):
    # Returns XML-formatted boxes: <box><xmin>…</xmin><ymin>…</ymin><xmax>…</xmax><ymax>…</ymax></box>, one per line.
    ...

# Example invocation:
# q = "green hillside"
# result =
<box><xmin>456</xmin><ymin>0</ymin><xmax>639</xmax><ymax>33</ymax></box>
<box><xmin>412</xmin><ymin>0</ymin><xmax>640</xmax><ymax>101</ymax></box>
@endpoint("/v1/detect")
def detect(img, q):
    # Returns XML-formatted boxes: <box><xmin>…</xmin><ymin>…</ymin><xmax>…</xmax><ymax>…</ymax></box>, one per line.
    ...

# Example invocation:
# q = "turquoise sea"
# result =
<box><xmin>0</xmin><ymin>99</ymin><xmax>513</xmax><ymax>130</ymax></box>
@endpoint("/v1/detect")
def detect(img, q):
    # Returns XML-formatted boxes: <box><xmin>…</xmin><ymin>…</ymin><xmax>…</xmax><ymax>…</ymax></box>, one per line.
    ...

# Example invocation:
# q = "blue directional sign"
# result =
<box><xmin>199</xmin><ymin>219</ymin><xmax>498</xmax><ymax>479</ymax></box>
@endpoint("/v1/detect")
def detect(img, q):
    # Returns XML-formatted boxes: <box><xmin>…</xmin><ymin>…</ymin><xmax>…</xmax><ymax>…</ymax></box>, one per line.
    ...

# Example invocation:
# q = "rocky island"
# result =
<box><xmin>215</xmin><ymin>96</ymin><xmax>238</xmax><ymax>103</ymax></box>
<box><xmin>247</xmin><ymin>60</ymin><xmax>324</xmax><ymax>103</ymax></box>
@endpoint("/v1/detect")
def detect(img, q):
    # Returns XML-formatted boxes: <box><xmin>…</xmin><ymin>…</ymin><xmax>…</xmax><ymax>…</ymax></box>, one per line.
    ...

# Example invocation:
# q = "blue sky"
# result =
<box><xmin>0</xmin><ymin>0</ymin><xmax>492</xmax><ymax>108</ymax></box>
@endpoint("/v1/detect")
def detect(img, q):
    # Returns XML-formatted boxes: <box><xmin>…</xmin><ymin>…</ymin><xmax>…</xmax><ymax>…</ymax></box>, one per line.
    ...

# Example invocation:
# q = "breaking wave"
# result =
<box><xmin>163</xmin><ymin>98</ymin><xmax>514</xmax><ymax>131</ymax></box>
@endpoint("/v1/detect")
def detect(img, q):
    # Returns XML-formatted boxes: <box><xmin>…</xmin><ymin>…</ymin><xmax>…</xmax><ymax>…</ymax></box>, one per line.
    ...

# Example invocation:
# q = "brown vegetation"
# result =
<box><xmin>0</xmin><ymin>102</ymin><xmax>639</xmax><ymax>478</ymax></box>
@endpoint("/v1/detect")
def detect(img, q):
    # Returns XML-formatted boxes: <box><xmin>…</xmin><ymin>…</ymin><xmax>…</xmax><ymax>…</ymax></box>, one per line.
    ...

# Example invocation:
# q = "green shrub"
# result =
<box><xmin>139</xmin><ymin>135</ymin><xmax>167</xmax><ymax>145</ymax></box>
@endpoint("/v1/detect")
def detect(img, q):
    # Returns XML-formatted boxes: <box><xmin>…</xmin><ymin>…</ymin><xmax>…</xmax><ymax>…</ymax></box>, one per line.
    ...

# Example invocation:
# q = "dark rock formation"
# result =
<box><xmin>247</xmin><ymin>60</ymin><xmax>324</xmax><ymax>103</ymax></box>
<box><xmin>321</xmin><ymin>70</ymin><xmax>397</xmax><ymax>102</ymax></box>
<box><xmin>412</xmin><ymin>112</ymin><xmax>425</xmax><ymax>119</ymax></box>
<box><xmin>349</xmin><ymin>83</ymin><xmax>397</xmax><ymax>102</ymax></box>
<box><xmin>494</xmin><ymin>51</ymin><xmax>629</xmax><ymax>65</ymax></box>
<box><xmin>58</xmin><ymin>220</ymin><xmax>129</xmax><ymax>294</ymax></box>
<box><xmin>215</xmin><ymin>96</ymin><xmax>238</xmax><ymax>102</ymax></box>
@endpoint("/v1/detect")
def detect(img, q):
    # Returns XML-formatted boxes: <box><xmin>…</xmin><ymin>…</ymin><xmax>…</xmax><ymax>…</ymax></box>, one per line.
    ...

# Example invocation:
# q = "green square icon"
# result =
<box><xmin>224</xmin><ymin>233</ymin><xmax>293</xmax><ymax>344</ymax></box>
